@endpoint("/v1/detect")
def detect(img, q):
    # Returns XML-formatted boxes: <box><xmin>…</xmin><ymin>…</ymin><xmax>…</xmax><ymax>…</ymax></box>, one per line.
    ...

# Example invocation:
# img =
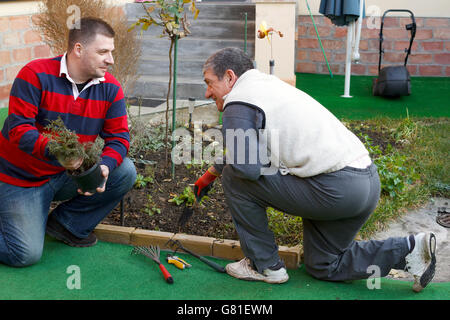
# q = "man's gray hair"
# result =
<box><xmin>203</xmin><ymin>47</ymin><xmax>254</xmax><ymax>80</ymax></box>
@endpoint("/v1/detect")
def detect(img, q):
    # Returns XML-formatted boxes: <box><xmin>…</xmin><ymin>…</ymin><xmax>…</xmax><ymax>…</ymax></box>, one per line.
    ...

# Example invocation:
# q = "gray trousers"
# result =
<box><xmin>221</xmin><ymin>163</ymin><xmax>409</xmax><ymax>281</ymax></box>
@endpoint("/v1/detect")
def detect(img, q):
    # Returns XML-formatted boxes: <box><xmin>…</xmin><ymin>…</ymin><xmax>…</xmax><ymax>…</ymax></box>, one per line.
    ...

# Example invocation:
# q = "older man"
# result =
<box><xmin>194</xmin><ymin>47</ymin><xmax>436</xmax><ymax>292</ymax></box>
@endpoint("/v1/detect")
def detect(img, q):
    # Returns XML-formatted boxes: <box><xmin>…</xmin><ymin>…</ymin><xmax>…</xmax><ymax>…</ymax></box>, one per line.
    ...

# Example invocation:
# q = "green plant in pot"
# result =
<box><xmin>44</xmin><ymin>117</ymin><xmax>105</xmax><ymax>193</ymax></box>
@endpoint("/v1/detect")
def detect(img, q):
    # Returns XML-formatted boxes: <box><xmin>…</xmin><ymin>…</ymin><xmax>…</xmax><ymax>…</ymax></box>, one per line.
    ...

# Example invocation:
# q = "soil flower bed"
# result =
<box><xmin>101</xmin><ymin>117</ymin><xmax>406</xmax><ymax>247</ymax></box>
<box><xmin>103</xmin><ymin>152</ymin><xmax>236</xmax><ymax>242</ymax></box>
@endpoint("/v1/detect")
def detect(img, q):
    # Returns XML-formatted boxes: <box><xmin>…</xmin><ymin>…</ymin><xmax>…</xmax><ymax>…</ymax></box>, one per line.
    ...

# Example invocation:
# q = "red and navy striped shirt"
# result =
<box><xmin>0</xmin><ymin>55</ymin><xmax>130</xmax><ymax>187</ymax></box>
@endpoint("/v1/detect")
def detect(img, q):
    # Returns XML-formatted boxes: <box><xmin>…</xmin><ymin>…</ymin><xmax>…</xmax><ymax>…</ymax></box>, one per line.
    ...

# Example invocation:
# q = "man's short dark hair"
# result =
<box><xmin>68</xmin><ymin>17</ymin><xmax>115</xmax><ymax>52</ymax></box>
<box><xmin>203</xmin><ymin>47</ymin><xmax>254</xmax><ymax>79</ymax></box>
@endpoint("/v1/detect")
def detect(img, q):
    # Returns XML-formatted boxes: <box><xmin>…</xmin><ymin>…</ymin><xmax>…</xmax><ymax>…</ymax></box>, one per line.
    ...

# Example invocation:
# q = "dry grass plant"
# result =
<box><xmin>34</xmin><ymin>0</ymin><xmax>141</xmax><ymax>95</ymax></box>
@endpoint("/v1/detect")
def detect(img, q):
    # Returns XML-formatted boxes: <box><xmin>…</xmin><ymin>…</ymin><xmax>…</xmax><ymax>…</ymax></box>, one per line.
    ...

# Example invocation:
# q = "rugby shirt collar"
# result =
<box><xmin>59</xmin><ymin>53</ymin><xmax>105</xmax><ymax>99</ymax></box>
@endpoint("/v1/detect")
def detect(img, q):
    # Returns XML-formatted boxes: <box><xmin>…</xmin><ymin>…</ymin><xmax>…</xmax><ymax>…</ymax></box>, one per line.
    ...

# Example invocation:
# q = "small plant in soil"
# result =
<box><xmin>142</xmin><ymin>194</ymin><xmax>161</xmax><ymax>216</ymax></box>
<box><xmin>134</xmin><ymin>173</ymin><xmax>154</xmax><ymax>189</ymax></box>
<box><xmin>44</xmin><ymin>117</ymin><xmax>103</xmax><ymax>174</ymax></box>
<box><xmin>169</xmin><ymin>186</ymin><xmax>206</xmax><ymax>207</ymax></box>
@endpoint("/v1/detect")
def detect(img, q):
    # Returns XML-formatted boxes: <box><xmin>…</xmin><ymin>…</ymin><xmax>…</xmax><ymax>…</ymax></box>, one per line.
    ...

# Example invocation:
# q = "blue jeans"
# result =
<box><xmin>0</xmin><ymin>158</ymin><xmax>136</xmax><ymax>267</ymax></box>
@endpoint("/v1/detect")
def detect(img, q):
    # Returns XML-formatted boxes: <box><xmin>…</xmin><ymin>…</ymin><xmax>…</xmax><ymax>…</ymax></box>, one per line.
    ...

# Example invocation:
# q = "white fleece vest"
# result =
<box><xmin>223</xmin><ymin>69</ymin><xmax>369</xmax><ymax>178</ymax></box>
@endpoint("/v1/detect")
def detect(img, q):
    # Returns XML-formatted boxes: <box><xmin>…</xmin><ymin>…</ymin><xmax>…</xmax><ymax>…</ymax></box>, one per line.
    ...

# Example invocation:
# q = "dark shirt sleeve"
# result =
<box><xmin>4</xmin><ymin>66</ymin><xmax>50</xmax><ymax>161</ymax></box>
<box><xmin>213</xmin><ymin>103</ymin><xmax>266</xmax><ymax>181</ymax></box>
<box><xmin>99</xmin><ymin>85</ymin><xmax>130</xmax><ymax>172</ymax></box>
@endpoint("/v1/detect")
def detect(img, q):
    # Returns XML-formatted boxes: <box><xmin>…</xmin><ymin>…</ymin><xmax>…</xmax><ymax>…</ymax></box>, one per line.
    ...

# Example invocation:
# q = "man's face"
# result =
<box><xmin>79</xmin><ymin>34</ymin><xmax>115</xmax><ymax>80</ymax></box>
<box><xmin>203</xmin><ymin>68</ymin><xmax>232</xmax><ymax>112</ymax></box>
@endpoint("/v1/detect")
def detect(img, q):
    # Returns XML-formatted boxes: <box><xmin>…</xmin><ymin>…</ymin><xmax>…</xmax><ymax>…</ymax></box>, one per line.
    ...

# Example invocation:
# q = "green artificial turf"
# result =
<box><xmin>295</xmin><ymin>73</ymin><xmax>450</xmax><ymax>120</ymax></box>
<box><xmin>0</xmin><ymin>238</ymin><xmax>448</xmax><ymax>300</ymax></box>
<box><xmin>0</xmin><ymin>108</ymin><xmax>7</xmax><ymax>128</ymax></box>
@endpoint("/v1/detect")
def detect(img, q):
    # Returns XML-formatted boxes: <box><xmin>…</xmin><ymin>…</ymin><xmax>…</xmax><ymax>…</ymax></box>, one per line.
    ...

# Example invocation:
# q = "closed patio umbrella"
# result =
<box><xmin>319</xmin><ymin>0</ymin><xmax>365</xmax><ymax>97</ymax></box>
<box><xmin>319</xmin><ymin>0</ymin><xmax>362</xmax><ymax>26</ymax></box>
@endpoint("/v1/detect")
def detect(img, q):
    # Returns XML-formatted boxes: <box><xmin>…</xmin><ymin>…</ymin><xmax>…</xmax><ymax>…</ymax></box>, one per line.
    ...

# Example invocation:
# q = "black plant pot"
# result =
<box><xmin>70</xmin><ymin>162</ymin><xmax>106</xmax><ymax>193</ymax></box>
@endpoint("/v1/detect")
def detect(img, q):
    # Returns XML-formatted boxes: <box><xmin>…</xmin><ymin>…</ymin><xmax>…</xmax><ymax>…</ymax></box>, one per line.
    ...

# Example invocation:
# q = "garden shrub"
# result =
<box><xmin>44</xmin><ymin>117</ymin><xmax>103</xmax><ymax>173</ymax></box>
<box><xmin>358</xmin><ymin>133</ymin><xmax>419</xmax><ymax>199</ymax></box>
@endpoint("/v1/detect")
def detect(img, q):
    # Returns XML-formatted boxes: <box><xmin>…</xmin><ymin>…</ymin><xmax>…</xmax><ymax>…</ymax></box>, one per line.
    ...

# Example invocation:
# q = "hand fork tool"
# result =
<box><xmin>167</xmin><ymin>239</ymin><xmax>226</xmax><ymax>273</ymax></box>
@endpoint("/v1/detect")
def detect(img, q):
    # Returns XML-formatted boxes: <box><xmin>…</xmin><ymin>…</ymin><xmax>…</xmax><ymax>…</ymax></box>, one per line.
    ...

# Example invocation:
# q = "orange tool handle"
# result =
<box><xmin>159</xmin><ymin>264</ymin><xmax>173</xmax><ymax>284</ymax></box>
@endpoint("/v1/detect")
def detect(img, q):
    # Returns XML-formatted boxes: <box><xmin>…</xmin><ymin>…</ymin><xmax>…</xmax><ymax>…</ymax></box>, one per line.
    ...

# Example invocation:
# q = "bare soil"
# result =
<box><xmin>102</xmin><ymin>142</ymin><xmax>238</xmax><ymax>241</ymax></box>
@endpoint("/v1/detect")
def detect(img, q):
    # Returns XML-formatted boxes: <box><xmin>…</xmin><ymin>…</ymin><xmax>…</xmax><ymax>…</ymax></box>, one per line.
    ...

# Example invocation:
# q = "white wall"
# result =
<box><xmin>3</xmin><ymin>0</ymin><xmax>449</xmax><ymax>18</ymax></box>
<box><xmin>255</xmin><ymin>1</ymin><xmax>297</xmax><ymax>84</ymax></box>
<box><xmin>0</xmin><ymin>0</ymin><xmax>135</xmax><ymax>17</ymax></box>
<box><xmin>0</xmin><ymin>1</ymin><xmax>41</xmax><ymax>16</ymax></box>
<box><xmin>297</xmin><ymin>0</ymin><xmax>450</xmax><ymax>18</ymax></box>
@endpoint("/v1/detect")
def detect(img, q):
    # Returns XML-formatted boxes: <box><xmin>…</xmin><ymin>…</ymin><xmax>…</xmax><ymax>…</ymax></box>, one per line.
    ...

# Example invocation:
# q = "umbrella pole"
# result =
<box><xmin>342</xmin><ymin>20</ymin><xmax>354</xmax><ymax>98</ymax></box>
<box><xmin>352</xmin><ymin>0</ymin><xmax>364</xmax><ymax>62</ymax></box>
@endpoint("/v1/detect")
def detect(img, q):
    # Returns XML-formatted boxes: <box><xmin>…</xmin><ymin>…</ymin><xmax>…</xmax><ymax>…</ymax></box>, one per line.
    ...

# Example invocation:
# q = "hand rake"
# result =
<box><xmin>132</xmin><ymin>245</ymin><xmax>173</xmax><ymax>284</ymax></box>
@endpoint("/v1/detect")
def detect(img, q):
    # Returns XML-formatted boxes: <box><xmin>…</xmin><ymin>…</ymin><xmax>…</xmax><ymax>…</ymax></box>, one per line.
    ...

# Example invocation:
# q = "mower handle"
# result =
<box><xmin>381</xmin><ymin>9</ymin><xmax>415</xmax><ymax>24</ymax></box>
<box><xmin>378</xmin><ymin>9</ymin><xmax>416</xmax><ymax>72</ymax></box>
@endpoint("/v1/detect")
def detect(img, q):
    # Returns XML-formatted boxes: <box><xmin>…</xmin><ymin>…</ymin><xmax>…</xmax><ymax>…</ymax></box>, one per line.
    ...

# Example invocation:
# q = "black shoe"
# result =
<box><xmin>46</xmin><ymin>215</ymin><xmax>97</xmax><ymax>247</ymax></box>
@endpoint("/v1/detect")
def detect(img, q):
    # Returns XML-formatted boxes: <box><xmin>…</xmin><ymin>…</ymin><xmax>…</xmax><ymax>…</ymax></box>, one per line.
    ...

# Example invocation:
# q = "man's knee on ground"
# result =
<box><xmin>3</xmin><ymin>244</ymin><xmax>43</xmax><ymax>267</ymax></box>
<box><xmin>303</xmin><ymin>255</ymin><xmax>338</xmax><ymax>281</ymax></box>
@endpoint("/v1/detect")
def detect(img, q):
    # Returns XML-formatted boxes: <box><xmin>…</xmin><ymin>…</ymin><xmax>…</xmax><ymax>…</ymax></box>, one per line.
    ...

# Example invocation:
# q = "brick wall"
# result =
<box><xmin>0</xmin><ymin>14</ymin><xmax>52</xmax><ymax>109</ymax></box>
<box><xmin>296</xmin><ymin>15</ymin><xmax>450</xmax><ymax>77</ymax></box>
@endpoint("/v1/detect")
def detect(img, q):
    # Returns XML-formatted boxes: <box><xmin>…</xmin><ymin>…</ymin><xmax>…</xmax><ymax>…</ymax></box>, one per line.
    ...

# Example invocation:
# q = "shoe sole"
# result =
<box><xmin>413</xmin><ymin>233</ymin><xmax>436</xmax><ymax>293</ymax></box>
<box><xmin>46</xmin><ymin>225</ymin><xmax>97</xmax><ymax>248</ymax></box>
<box><xmin>226</xmin><ymin>265</ymin><xmax>289</xmax><ymax>284</ymax></box>
<box><xmin>263</xmin><ymin>276</ymin><xmax>289</xmax><ymax>284</ymax></box>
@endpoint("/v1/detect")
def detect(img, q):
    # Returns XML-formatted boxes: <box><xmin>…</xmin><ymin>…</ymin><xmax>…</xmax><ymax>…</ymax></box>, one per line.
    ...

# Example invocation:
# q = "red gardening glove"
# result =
<box><xmin>194</xmin><ymin>168</ymin><xmax>219</xmax><ymax>202</ymax></box>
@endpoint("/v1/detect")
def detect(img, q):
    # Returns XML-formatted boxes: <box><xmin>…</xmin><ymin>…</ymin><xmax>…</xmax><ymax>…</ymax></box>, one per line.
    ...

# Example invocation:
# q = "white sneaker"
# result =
<box><xmin>262</xmin><ymin>266</ymin><xmax>290</xmax><ymax>284</ymax></box>
<box><xmin>404</xmin><ymin>232</ymin><xmax>437</xmax><ymax>292</ymax></box>
<box><xmin>226</xmin><ymin>257</ymin><xmax>289</xmax><ymax>284</ymax></box>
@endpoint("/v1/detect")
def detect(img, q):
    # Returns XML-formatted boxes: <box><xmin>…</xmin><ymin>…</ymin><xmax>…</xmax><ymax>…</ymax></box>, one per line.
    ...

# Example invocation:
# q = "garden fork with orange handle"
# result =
<box><xmin>166</xmin><ymin>239</ymin><xmax>226</xmax><ymax>273</ymax></box>
<box><xmin>178</xmin><ymin>167</ymin><xmax>217</xmax><ymax>228</ymax></box>
<box><xmin>132</xmin><ymin>245</ymin><xmax>174</xmax><ymax>284</ymax></box>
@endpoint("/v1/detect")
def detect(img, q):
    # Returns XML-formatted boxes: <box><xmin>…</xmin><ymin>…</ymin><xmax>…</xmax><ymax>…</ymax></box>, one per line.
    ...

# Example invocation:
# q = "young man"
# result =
<box><xmin>194</xmin><ymin>47</ymin><xmax>436</xmax><ymax>292</ymax></box>
<box><xmin>0</xmin><ymin>17</ymin><xmax>136</xmax><ymax>267</ymax></box>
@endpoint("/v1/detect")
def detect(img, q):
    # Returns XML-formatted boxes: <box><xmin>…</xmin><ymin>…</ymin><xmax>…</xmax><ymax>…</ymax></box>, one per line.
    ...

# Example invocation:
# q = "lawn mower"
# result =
<box><xmin>373</xmin><ymin>9</ymin><xmax>416</xmax><ymax>97</ymax></box>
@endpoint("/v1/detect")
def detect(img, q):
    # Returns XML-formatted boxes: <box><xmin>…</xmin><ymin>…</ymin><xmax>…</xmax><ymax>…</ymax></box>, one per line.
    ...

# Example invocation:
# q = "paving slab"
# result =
<box><xmin>372</xmin><ymin>197</ymin><xmax>449</xmax><ymax>282</ymax></box>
